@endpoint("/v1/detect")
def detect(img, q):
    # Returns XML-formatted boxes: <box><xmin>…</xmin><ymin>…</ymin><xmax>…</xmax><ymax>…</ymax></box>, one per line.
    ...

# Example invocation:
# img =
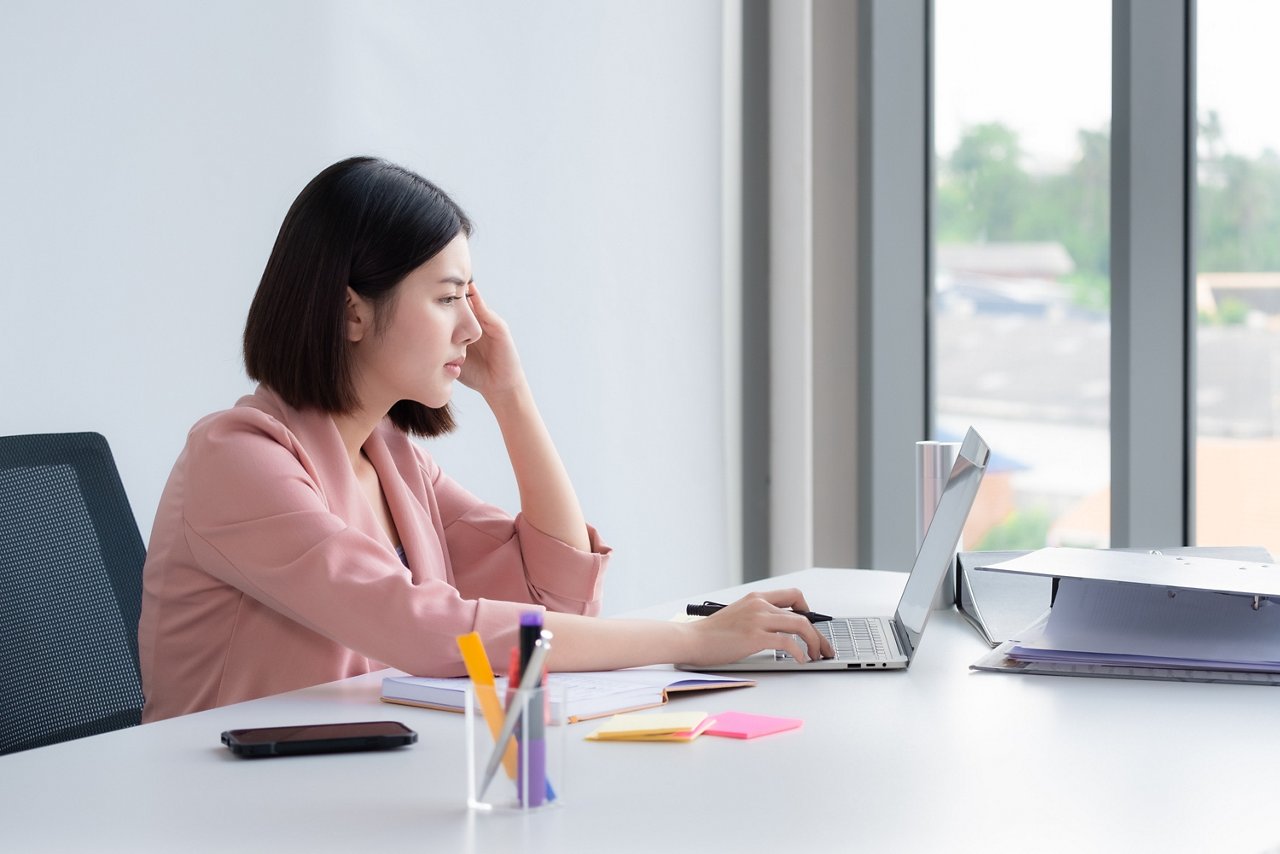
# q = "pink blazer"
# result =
<box><xmin>137</xmin><ymin>386</ymin><xmax>609</xmax><ymax>722</ymax></box>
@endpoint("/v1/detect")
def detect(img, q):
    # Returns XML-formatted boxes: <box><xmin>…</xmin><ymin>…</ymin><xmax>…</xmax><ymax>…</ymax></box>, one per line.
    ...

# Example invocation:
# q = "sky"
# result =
<box><xmin>934</xmin><ymin>0</ymin><xmax>1280</xmax><ymax>172</ymax></box>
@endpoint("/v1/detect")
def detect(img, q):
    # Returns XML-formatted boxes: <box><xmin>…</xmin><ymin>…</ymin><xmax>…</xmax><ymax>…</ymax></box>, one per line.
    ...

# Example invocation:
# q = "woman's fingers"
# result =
<box><xmin>768</xmin><ymin>626</ymin><xmax>818</xmax><ymax>664</ymax></box>
<box><xmin>749</xmin><ymin>587</ymin><xmax>814</xmax><ymax>615</ymax></box>
<box><xmin>750</xmin><ymin>591</ymin><xmax>832</xmax><ymax>660</ymax></box>
<box><xmin>686</xmin><ymin>589</ymin><xmax>835</xmax><ymax>666</ymax></box>
<box><xmin>459</xmin><ymin>282</ymin><xmax>527</xmax><ymax>398</ymax></box>
<box><xmin>728</xmin><ymin>592</ymin><xmax>833</xmax><ymax>661</ymax></box>
<box><xmin>467</xmin><ymin>283</ymin><xmax>508</xmax><ymax>334</ymax></box>
<box><xmin>769</xmin><ymin>608</ymin><xmax>832</xmax><ymax>662</ymax></box>
<box><xmin>466</xmin><ymin>281</ymin><xmax>487</xmax><ymax>314</ymax></box>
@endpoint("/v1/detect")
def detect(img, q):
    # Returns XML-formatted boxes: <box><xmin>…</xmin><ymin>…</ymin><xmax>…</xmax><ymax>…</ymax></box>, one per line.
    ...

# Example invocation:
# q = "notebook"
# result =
<box><xmin>380</xmin><ymin>668</ymin><xmax>753</xmax><ymax>723</ymax></box>
<box><xmin>687</xmin><ymin>426</ymin><xmax>990</xmax><ymax>672</ymax></box>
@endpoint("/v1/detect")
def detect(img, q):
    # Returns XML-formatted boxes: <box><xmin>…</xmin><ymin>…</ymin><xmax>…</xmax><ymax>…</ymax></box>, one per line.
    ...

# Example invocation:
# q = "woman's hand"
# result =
<box><xmin>458</xmin><ymin>284</ymin><xmax>527</xmax><ymax>402</ymax></box>
<box><xmin>459</xmin><ymin>282</ymin><xmax>590</xmax><ymax>551</ymax></box>
<box><xmin>680</xmin><ymin>590</ymin><xmax>835</xmax><ymax>666</ymax></box>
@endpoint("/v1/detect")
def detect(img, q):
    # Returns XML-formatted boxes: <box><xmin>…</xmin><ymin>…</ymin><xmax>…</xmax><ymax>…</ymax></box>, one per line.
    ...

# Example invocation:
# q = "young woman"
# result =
<box><xmin>137</xmin><ymin>157</ymin><xmax>830</xmax><ymax>722</ymax></box>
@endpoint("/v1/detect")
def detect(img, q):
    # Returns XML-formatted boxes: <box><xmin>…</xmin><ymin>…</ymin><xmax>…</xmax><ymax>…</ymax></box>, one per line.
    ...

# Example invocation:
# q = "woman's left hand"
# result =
<box><xmin>458</xmin><ymin>284</ymin><xmax>528</xmax><ymax>401</ymax></box>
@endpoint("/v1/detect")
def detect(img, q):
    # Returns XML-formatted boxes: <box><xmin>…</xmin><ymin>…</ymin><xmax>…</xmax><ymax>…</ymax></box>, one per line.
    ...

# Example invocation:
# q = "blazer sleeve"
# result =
<box><xmin>418</xmin><ymin>450</ymin><xmax>610</xmax><ymax>618</ymax></box>
<box><xmin>178</xmin><ymin>411</ymin><xmax>597</xmax><ymax>677</ymax></box>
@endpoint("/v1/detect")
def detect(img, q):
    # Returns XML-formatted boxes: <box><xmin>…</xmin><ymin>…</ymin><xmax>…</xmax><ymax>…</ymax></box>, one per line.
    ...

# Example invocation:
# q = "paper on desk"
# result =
<box><xmin>584</xmin><ymin>711</ymin><xmax>713</xmax><ymax>742</ymax></box>
<box><xmin>703</xmin><ymin>711</ymin><xmax>802</xmax><ymax>739</ymax></box>
<box><xmin>981</xmin><ymin>547</ymin><xmax>1280</xmax><ymax>597</ymax></box>
<box><xmin>1011</xmin><ymin>578</ymin><xmax>1280</xmax><ymax>666</ymax></box>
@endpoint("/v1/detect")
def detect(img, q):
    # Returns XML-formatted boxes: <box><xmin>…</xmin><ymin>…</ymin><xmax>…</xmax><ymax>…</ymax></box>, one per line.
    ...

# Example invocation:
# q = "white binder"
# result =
<box><xmin>970</xmin><ymin>547</ymin><xmax>1280</xmax><ymax>686</ymax></box>
<box><xmin>979</xmin><ymin>547</ymin><xmax>1280</xmax><ymax>600</ymax></box>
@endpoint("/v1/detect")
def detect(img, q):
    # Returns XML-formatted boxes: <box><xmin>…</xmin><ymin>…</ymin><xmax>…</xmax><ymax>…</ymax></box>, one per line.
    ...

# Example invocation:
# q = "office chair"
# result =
<box><xmin>0</xmin><ymin>432</ymin><xmax>146</xmax><ymax>754</ymax></box>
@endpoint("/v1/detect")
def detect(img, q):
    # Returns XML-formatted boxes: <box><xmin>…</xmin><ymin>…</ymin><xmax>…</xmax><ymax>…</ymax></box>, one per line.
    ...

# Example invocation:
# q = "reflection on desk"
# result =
<box><xmin>3</xmin><ymin>568</ymin><xmax>1279</xmax><ymax>854</ymax></box>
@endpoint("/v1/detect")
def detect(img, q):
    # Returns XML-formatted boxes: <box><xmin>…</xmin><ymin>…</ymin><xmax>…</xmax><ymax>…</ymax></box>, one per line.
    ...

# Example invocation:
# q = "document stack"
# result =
<box><xmin>970</xmin><ymin>547</ymin><xmax>1280</xmax><ymax>686</ymax></box>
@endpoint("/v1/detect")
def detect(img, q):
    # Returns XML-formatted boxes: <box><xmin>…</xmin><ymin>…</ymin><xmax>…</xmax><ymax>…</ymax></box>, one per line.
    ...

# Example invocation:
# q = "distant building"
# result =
<box><xmin>938</xmin><ymin>242</ymin><xmax>1075</xmax><ymax>280</ymax></box>
<box><xmin>937</xmin><ymin>242</ymin><xmax>1078</xmax><ymax>318</ymax></box>
<box><xmin>1046</xmin><ymin>437</ymin><xmax>1280</xmax><ymax>558</ymax></box>
<box><xmin>1197</xmin><ymin>271</ymin><xmax>1280</xmax><ymax>317</ymax></box>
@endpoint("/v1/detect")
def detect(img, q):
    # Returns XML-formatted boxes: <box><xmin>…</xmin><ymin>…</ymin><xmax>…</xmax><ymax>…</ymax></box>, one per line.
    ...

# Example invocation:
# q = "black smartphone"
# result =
<box><xmin>221</xmin><ymin>721</ymin><xmax>417</xmax><ymax>758</ymax></box>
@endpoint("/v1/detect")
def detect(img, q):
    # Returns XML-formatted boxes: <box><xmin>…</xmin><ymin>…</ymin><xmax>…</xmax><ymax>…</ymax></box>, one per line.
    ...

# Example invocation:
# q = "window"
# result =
<box><xmin>1194</xmin><ymin>0</ymin><xmax>1280</xmax><ymax>555</ymax></box>
<box><xmin>828</xmin><ymin>2</ymin><xmax>1240</xmax><ymax>570</ymax></box>
<box><xmin>932</xmin><ymin>0</ymin><xmax>1112</xmax><ymax>550</ymax></box>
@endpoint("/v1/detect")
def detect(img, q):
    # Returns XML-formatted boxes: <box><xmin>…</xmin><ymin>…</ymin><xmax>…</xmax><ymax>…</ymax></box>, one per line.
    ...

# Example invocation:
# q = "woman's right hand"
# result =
<box><xmin>679</xmin><ymin>589</ymin><xmax>835</xmax><ymax>666</ymax></box>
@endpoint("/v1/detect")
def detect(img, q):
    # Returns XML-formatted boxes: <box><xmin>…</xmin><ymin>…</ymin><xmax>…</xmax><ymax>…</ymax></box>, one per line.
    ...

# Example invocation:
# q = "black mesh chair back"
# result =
<box><xmin>0</xmin><ymin>432</ymin><xmax>146</xmax><ymax>754</ymax></box>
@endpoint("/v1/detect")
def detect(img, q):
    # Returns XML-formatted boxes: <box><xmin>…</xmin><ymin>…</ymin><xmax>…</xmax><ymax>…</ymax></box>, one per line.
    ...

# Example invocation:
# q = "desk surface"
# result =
<box><xmin>5</xmin><ymin>568</ymin><xmax>1280</xmax><ymax>854</ymax></box>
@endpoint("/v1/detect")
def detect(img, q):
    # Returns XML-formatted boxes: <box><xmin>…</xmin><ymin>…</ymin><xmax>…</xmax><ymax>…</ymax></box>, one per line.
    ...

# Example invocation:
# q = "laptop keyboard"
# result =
<box><xmin>776</xmin><ymin>618</ymin><xmax>890</xmax><ymax>662</ymax></box>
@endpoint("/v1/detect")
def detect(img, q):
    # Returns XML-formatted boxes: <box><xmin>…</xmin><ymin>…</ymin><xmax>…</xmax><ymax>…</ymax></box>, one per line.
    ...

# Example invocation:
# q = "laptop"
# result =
<box><xmin>689</xmin><ymin>426</ymin><xmax>990</xmax><ymax>671</ymax></box>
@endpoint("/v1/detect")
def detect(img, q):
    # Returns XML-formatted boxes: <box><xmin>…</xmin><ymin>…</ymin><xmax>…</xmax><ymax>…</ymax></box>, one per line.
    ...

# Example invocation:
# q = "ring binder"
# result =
<box><xmin>968</xmin><ymin>546</ymin><xmax>1280</xmax><ymax>685</ymax></box>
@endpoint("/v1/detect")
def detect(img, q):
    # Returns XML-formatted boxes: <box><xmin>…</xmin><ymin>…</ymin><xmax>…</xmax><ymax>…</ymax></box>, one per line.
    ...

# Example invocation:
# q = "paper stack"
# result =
<box><xmin>584</xmin><ymin>710</ymin><xmax>804</xmax><ymax>742</ymax></box>
<box><xmin>585</xmin><ymin>711</ymin><xmax>715</xmax><ymax>742</ymax></box>
<box><xmin>1002</xmin><ymin>578</ymin><xmax>1280</xmax><ymax>670</ymax></box>
<box><xmin>969</xmin><ymin>547</ymin><xmax>1280</xmax><ymax>686</ymax></box>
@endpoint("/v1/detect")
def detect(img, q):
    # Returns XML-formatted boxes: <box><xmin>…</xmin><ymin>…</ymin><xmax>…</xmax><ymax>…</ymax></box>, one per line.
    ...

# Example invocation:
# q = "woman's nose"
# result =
<box><xmin>458</xmin><ymin>298</ymin><xmax>482</xmax><ymax>345</ymax></box>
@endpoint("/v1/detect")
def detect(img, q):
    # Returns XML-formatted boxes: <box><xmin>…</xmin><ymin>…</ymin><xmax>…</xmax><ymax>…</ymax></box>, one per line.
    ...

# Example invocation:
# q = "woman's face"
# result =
<box><xmin>348</xmin><ymin>232</ymin><xmax>481</xmax><ymax>413</ymax></box>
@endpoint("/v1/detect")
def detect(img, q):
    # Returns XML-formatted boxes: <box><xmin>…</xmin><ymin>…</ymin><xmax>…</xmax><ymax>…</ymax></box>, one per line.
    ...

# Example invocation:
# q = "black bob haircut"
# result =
<box><xmin>244</xmin><ymin>156</ymin><xmax>473</xmax><ymax>437</ymax></box>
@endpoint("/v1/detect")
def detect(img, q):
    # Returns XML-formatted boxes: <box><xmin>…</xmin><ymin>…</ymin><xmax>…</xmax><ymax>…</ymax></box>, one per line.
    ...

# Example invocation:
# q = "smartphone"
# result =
<box><xmin>221</xmin><ymin>721</ymin><xmax>417</xmax><ymax>758</ymax></box>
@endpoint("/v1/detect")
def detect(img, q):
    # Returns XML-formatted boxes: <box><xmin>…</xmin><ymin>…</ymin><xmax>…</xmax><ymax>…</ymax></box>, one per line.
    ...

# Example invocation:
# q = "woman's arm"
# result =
<box><xmin>542</xmin><ymin>589</ymin><xmax>835</xmax><ymax>670</ymax></box>
<box><xmin>486</xmin><ymin>385</ymin><xmax>589</xmax><ymax>552</ymax></box>
<box><xmin>454</xmin><ymin>288</ymin><xmax>833</xmax><ymax>669</ymax></box>
<box><xmin>459</xmin><ymin>285</ymin><xmax>589</xmax><ymax>551</ymax></box>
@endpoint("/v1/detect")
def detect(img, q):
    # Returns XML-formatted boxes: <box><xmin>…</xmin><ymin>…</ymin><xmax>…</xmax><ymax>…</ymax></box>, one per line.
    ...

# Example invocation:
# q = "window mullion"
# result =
<box><xmin>1110</xmin><ymin>0</ymin><xmax>1192</xmax><ymax>546</ymax></box>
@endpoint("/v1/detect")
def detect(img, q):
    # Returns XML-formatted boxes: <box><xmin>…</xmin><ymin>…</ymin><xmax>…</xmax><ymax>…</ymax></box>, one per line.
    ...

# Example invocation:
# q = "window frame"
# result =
<box><xmin>853</xmin><ymin>0</ymin><xmax>1194</xmax><ymax>568</ymax></box>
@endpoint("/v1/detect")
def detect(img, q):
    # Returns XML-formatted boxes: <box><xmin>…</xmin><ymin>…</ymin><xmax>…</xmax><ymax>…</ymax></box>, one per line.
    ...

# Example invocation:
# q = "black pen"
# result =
<box><xmin>685</xmin><ymin>600</ymin><xmax>833</xmax><ymax>623</ymax></box>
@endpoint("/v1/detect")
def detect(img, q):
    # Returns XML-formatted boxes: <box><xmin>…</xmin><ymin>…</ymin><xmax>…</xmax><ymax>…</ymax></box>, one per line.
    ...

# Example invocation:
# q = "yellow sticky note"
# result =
<box><xmin>585</xmin><ymin>711</ymin><xmax>712</xmax><ymax>741</ymax></box>
<box><xmin>622</xmin><ymin>716</ymin><xmax>718</xmax><ymax>742</ymax></box>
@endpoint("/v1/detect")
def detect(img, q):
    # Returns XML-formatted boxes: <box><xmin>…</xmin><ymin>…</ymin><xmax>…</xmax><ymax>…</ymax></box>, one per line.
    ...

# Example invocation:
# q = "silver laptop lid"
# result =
<box><xmin>893</xmin><ymin>427</ymin><xmax>990</xmax><ymax>659</ymax></box>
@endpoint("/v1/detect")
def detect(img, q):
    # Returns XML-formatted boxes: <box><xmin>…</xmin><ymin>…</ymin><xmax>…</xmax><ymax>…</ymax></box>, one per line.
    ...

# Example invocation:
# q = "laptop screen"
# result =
<box><xmin>893</xmin><ymin>427</ymin><xmax>990</xmax><ymax>658</ymax></box>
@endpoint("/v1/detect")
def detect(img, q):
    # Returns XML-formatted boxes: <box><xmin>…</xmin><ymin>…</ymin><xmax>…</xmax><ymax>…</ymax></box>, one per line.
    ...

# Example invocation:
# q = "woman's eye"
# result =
<box><xmin>440</xmin><ymin>295</ymin><xmax>462</xmax><ymax>305</ymax></box>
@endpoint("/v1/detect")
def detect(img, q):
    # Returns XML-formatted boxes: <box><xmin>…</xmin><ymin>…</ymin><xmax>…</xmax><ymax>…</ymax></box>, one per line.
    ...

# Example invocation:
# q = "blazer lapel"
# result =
<box><xmin>362</xmin><ymin>425</ymin><xmax>451</xmax><ymax>584</ymax></box>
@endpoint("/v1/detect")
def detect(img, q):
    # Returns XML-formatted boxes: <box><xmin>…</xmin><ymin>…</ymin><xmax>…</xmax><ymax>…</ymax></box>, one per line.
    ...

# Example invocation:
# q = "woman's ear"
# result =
<box><xmin>345</xmin><ymin>287</ymin><xmax>372</xmax><ymax>343</ymax></box>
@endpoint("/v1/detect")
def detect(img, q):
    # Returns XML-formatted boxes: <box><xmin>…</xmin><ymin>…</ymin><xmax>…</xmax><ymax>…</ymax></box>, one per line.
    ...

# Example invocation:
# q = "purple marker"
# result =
<box><xmin>479</xmin><ymin>630</ymin><xmax>555</xmax><ymax>805</ymax></box>
<box><xmin>518</xmin><ymin>613</ymin><xmax>548</xmax><ymax>806</ymax></box>
<box><xmin>523</xmin><ymin>683</ymin><xmax>548</xmax><ymax>807</ymax></box>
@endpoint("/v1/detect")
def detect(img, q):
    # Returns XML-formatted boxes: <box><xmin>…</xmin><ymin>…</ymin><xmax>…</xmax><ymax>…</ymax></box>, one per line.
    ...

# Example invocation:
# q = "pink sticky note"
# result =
<box><xmin>703</xmin><ymin>711</ymin><xmax>803</xmax><ymax>739</ymax></box>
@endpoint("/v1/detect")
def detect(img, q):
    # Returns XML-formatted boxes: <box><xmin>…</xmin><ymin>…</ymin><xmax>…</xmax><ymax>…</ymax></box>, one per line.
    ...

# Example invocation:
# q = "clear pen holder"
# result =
<box><xmin>465</xmin><ymin>683</ymin><xmax>566</xmax><ymax>812</ymax></box>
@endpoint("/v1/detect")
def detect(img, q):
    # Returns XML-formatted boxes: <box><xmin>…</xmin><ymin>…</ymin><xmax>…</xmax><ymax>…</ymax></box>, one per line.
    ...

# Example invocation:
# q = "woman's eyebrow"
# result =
<box><xmin>439</xmin><ymin>276</ymin><xmax>473</xmax><ymax>286</ymax></box>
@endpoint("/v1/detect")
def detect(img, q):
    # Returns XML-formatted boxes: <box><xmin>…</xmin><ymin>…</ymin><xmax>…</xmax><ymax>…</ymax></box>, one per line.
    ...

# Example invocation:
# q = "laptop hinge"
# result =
<box><xmin>889</xmin><ymin>618</ymin><xmax>913</xmax><ymax>660</ymax></box>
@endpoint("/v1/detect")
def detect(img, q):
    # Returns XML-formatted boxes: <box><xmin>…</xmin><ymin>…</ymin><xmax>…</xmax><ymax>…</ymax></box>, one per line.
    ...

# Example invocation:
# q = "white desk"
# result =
<box><xmin>5</xmin><ymin>568</ymin><xmax>1280</xmax><ymax>853</ymax></box>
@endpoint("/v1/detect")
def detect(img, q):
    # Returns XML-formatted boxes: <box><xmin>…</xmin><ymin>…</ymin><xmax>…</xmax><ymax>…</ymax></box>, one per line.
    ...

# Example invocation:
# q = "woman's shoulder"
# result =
<box><xmin>182</xmin><ymin>386</ymin><xmax>348</xmax><ymax>477</ymax></box>
<box><xmin>187</xmin><ymin>387</ymin><xmax>296</xmax><ymax>449</ymax></box>
<box><xmin>172</xmin><ymin>389</ymin><xmax>341</xmax><ymax>523</ymax></box>
<box><xmin>177</xmin><ymin>387</ymin><xmax>345</xmax><ymax>502</ymax></box>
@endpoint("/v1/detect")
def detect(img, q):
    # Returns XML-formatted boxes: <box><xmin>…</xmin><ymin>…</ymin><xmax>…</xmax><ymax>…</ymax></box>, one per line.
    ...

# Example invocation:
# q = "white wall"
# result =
<box><xmin>0</xmin><ymin>0</ymin><xmax>735</xmax><ymax>614</ymax></box>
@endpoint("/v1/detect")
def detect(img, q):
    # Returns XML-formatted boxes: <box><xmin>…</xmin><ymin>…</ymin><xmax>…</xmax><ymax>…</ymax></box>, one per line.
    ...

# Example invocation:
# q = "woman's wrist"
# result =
<box><xmin>481</xmin><ymin>376</ymin><xmax>533</xmax><ymax>416</ymax></box>
<box><xmin>669</xmin><ymin>620</ymin><xmax>701</xmax><ymax>666</ymax></box>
